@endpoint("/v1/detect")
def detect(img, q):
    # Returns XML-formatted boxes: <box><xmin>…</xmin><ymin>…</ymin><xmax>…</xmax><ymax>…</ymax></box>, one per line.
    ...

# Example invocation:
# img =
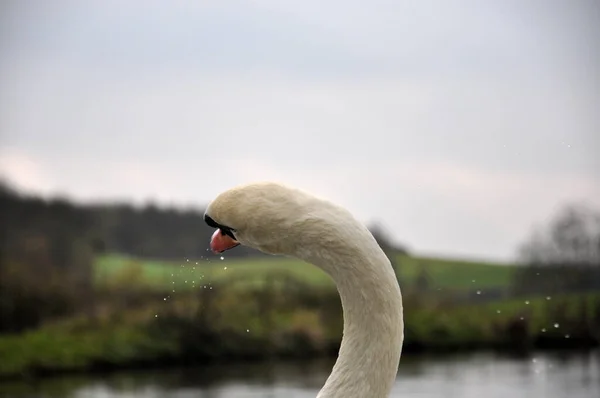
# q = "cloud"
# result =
<box><xmin>0</xmin><ymin>148</ymin><xmax>54</xmax><ymax>192</ymax></box>
<box><xmin>1</xmin><ymin>0</ymin><xmax>599</xmax><ymax>260</ymax></box>
<box><xmin>4</xmin><ymin>0</ymin><xmax>598</xmax><ymax>81</ymax></box>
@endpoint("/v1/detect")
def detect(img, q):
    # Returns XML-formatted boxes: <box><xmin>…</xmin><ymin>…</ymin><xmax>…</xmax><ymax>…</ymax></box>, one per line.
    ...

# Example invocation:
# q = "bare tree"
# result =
<box><xmin>518</xmin><ymin>203</ymin><xmax>600</xmax><ymax>266</ymax></box>
<box><xmin>514</xmin><ymin>203</ymin><xmax>600</xmax><ymax>295</ymax></box>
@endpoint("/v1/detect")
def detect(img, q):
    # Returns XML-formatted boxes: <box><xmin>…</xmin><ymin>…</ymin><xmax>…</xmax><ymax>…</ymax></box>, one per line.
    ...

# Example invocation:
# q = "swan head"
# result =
<box><xmin>204</xmin><ymin>182</ymin><xmax>335</xmax><ymax>256</ymax></box>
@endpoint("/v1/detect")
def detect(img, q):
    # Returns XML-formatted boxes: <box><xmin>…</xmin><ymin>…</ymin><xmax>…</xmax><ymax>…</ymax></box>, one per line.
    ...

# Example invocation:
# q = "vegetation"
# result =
<box><xmin>94</xmin><ymin>253</ymin><xmax>517</xmax><ymax>292</ymax></box>
<box><xmin>1</xmin><ymin>283</ymin><xmax>598</xmax><ymax>379</ymax></box>
<box><xmin>513</xmin><ymin>203</ymin><xmax>600</xmax><ymax>296</ymax></box>
<box><xmin>1</xmin><ymin>182</ymin><xmax>599</xmax><ymax>381</ymax></box>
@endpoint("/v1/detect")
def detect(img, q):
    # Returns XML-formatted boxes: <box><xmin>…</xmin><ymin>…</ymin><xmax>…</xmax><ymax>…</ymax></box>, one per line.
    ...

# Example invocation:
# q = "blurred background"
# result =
<box><xmin>1</xmin><ymin>0</ymin><xmax>599</xmax><ymax>397</ymax></box>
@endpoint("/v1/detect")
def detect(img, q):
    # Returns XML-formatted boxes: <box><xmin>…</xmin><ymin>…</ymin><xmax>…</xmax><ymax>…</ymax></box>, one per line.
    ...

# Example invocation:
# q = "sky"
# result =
<box><xmin>1</xmin><ymin>0</ymin><xmax>599</xmax><ymax>261</ymax></box>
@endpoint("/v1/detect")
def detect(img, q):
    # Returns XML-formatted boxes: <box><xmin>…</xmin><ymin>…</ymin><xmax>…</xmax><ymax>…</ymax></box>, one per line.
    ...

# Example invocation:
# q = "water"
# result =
<box><xmin>1</xmin><ymin>350</ymin><xmax>598</xmax><ymax>398</ymax></box>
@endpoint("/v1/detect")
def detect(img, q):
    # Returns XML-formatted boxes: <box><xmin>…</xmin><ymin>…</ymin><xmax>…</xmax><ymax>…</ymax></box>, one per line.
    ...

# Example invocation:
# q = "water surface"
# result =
<box><xmin>1</xmin><ymin>350</ymin><xmax>598</xmax><ymax>397</ymax></box>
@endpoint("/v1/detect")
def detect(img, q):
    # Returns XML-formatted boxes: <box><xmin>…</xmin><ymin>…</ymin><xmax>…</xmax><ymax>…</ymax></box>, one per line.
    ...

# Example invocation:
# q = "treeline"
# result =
<box><xmin>0</xmin><ymin>183</ymin><xmax>403</xmax><ymax>333</ymax></box>
<box><xmin>0</xmin><ymin>184</ymin><xmax>97</xmax><ymax>333</ymax></box>
<box><xmin>2</xmin><ymin>183</ymin><xmax>405</xmax><ymax>262</ymax></box>
<box><xmin>512</xmin><ymin>203</ymin><xmax>600</xmax><ymax>296</ymax></box>
<box><xmin>88</xmin><ymin>203</ymin><xmax>261</xmax><ymax>260</ymax></box>
<box><xmin>0</xmin><ymin>182</ymin><xmax>266</xmax><ymax>333</ymax></box>
<box><xmin>0</xmin><ymin>184</ymin><xmax>193</xmax><ymax>333</ymax></box>
<box><xmin>0</xmin><ymin>182</ymin><xmax>260</xmax><ymax>264</ymax></box>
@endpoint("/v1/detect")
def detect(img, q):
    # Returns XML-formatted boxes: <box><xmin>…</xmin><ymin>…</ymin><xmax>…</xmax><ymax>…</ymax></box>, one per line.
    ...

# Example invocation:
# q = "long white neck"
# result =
<box><xmin>295</xmin><ymin>225</ymin><xmax>404</xmax><ymax>398</ymax></box>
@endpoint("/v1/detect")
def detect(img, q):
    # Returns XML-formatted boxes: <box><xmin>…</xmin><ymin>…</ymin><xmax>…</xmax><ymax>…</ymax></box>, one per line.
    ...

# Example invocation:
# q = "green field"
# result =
<box><xmin>395</xmin><ymin>255</ymin><xmax>516</xmax><ymax>289</ymax></box>
<box><xmin>95</xmin><ymin>253</ymin><xmax>518</xmax><ymax>292</ymax></box>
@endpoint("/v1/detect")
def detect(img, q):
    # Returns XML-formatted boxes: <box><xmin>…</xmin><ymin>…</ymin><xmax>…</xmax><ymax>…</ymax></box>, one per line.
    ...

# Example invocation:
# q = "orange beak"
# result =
<box><xmin>210</xmin><ymin>229</ymin><xmax>240</xmax><ymax>254</ymax></box>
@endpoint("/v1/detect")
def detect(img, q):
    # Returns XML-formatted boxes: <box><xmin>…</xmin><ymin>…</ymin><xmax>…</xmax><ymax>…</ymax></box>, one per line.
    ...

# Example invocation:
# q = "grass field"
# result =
<box><xmin>94</xmin><ymin>252</ymin><xmax>518</xmax><ymax>292</ymax></box>
<box><xmin>395</xmin><ymin>255</ymin><xmax>517</xmax><ymax>289</ymax></box>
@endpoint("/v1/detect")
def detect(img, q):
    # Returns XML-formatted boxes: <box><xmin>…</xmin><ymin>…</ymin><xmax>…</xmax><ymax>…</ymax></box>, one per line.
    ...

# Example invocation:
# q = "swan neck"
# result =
<box><xmin>301</xmin><ymin>247</ymin><xmax>404</xmax><ymax>398</ymax></box>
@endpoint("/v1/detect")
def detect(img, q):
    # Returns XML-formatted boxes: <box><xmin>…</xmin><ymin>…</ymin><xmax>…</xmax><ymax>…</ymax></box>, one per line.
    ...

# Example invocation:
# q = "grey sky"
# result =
<box><xmin>1</xmin><ymin>0</ymin><xmax>599</xmax><ymax>261</ymax></box>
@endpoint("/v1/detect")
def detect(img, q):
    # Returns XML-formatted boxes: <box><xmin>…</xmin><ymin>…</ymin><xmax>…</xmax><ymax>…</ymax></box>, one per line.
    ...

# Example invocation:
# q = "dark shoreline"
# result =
<box><xmin>1</xmin><ymin>338</ymin><xmax>597</xmax><ymax>384</ymax></box>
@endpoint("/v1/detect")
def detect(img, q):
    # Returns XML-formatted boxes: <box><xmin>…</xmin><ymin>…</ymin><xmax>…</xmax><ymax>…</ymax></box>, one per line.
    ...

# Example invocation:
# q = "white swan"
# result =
<box><xmin>204</xmin><ymin>182</ymin><xmax>404</xmax><ymax>398</ymax></box>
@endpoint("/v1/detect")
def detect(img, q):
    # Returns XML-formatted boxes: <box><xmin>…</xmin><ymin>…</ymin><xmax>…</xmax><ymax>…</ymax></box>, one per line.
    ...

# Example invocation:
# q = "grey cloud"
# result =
<box><xmin>0</xmin><ymin>0</ymin><xmax>598</xmax><ymax>260</ymax></box>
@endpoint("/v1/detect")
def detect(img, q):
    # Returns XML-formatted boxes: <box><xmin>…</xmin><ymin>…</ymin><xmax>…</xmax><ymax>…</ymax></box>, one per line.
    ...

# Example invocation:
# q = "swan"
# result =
<box><xmin>204</xmin><ymin>182</ymin><xmax>403</xmax><ymax>398</ymax></box>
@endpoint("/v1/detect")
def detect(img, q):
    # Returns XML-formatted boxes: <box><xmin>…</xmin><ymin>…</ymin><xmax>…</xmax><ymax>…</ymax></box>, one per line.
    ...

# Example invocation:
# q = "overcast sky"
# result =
<box><xmin>1</xmin><ymin>0</ymin><xmax>599</xmax><ymax>261</ymax></box>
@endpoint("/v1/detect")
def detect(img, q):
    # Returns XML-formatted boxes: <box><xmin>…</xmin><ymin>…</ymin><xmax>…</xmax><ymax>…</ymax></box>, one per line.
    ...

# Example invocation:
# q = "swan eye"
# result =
<box><xmin>204</xmin><ymin>214</ymin><xmax>219</xmax><ymax>228</ymax></box>
<box><xmin>204</xmin><ymin>214</ymin><xmax>237</xmax><ymax>240</ymax></box>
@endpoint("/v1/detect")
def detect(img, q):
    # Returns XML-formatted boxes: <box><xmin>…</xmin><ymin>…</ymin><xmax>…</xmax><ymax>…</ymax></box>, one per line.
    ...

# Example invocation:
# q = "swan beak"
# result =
<box><xmin>210</xmin><ymin>229</ymin><xmax>240</xmax><ymax>254</ymax></box>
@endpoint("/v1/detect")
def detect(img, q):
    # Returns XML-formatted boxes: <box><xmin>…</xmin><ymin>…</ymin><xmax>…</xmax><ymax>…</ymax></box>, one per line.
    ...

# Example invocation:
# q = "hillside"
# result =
<box><xmin>95</xmin><ymin>252</ymin><xmax>518</xmax><ymax>292</ymax></box>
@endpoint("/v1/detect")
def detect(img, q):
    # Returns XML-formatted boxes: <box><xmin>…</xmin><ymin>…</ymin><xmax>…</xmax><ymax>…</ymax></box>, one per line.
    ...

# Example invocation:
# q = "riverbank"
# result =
<box><xmin>2</xmin><ymin>350</ymin><xmax>599</xmax><ymax>398</ymax></box>
<box><xmin>1</xmin><ymin>289</ymin><xmax>598</xmax><ymax>381</ymax></box>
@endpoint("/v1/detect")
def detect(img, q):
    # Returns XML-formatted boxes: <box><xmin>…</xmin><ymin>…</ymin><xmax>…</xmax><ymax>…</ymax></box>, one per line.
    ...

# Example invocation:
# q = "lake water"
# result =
<box><xmin>1</xmin><ymin>350</ymin><xmax>599</xmax><ymax>398</ymax></box>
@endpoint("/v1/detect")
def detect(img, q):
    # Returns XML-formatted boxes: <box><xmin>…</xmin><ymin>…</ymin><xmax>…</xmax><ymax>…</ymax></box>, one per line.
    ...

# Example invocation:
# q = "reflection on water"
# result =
<box><xmin>1</xmin><ymin>350</ymin><xmax>599</xmax><ymax>398</ymax></box>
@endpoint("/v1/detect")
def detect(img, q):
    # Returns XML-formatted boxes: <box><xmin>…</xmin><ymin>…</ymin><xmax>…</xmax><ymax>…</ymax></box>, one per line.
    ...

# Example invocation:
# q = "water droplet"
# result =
<box><xmin>565</xmin><ymin>334</ymin><xmax>570</xmax><ymax>339</ymax></box>
<box><xmin>546</xmin><ymin>296</ymin><xmax>551</xmax><ymax>300</ymax></box>
<box><xmin>520</xmin><ymin>317</ymin><xmax>525</xmax><ymax>320</ymax></box>
<box><xmin>220</xmin><ymin>256</ymin><xmax>224</xmax><ymax>260</ymax></box>
<box><xmin>186</xmin><ymin>259</ymin><xmax>189</xmax><ymax>262</ymax></box>
<box><xmin>476</xmin><ymin>290</ymin><xmax>481</xmax><ymax>295</ymax></box>
<box><xmin>554</xmin><ymin>323</ymin><xmax>559</xmax><ymax>328</ymax></box>
<box><xmin>171</xmin><ymin>274</ymin><xmax>174</xmax><ymax>277</ymax></box>
<box><xmin>185</xmin><ymin>280</ymin><xmax>187</xmax><ymax>283</ymax></box>
<box><xmin>532</xmin><ymin>358</ymin><xmax>537</xmax><ymax>363</ymax></box>
<box><xmin>163</xmin><ymin>298</ymin><xmax>167</xmax><ymax>301</ymax></box>
<box><xmin>246</xmin><ymin>329</ymin><xmax>250</xmax><ymax>333</ymax></box>
<box><xmin>496</xmin><ymin>310</ymin><xmax>501</xmax><ymax>314</ymax></box>
<box><xmin>210</xmin><ymin>286</ymin><xmax>213</xmax><ymax>290</ymax></box>
<box><xmin>525</xmin><ymin>300</ymin><xmax>530</xmax><ymax>305</ymax></box>
<box><xmin>172</xmin><ymin>289</ymin><xmax>175</xmax><ymax>292</ymax></box>
<box><xmin>155</xmin><ymin>314</ymin><xmax>158</xmax><ymax>318</ymax></box>
<box><xmin>541</xmin><ymin>328</ymin><xmax>546</xmax><ymax>332</ymax></box>
<box><xmin>224</xmin><ymin>266</ymin><xmax>227</xmax><ymax>270</ymax></box>
<box><xmin>471</xmin><ymin>279</ymin><xmax>475</xmax><ymax>282</ymax></box>
<box><xmin>195</xmin><ymin>262</ymin><xmax>198</xmax><ymax>265</ymax></box>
